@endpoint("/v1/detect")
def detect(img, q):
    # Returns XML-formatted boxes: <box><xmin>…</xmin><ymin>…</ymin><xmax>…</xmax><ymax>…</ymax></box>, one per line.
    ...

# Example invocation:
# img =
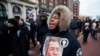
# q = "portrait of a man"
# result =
<box><xmin>43</xmin><ymin>36</ymin><xmax>63</xmax><ymax>56</ymax></box>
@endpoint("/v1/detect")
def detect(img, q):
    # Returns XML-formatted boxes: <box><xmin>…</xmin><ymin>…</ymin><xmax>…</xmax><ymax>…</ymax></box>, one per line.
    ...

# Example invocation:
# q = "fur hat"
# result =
<box><xmin>47</xmin><ymin>5</ymin><xmax>71</xmax><ymax>32</ymax></box>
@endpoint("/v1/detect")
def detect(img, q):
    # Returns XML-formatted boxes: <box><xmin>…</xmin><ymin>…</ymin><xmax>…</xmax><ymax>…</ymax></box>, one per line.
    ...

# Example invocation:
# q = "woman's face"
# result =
<box><xmin>48</xmin><ymin>13</ymin><xmax>60</xmax><ymax>30</ymax></box>
<box><xmin>19</xmin><ymin>19</ymin><xmax>24</xmax><ymax>25</ymax></box>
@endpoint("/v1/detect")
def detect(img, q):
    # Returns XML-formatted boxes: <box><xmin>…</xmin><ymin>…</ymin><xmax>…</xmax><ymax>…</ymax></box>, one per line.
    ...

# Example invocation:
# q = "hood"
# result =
<box><xmin>8</xmin><ymin>18</ymin><xmax>19</xmax><ymax>32</ymax></box>
<box><xmin>47</xmin><ymin>5</ymin><xmax>71</xmax><ymax>32</ymax></box>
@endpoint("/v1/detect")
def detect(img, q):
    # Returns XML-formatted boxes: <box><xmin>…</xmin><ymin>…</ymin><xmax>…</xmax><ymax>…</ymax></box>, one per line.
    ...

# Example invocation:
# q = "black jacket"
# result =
<box><xmin>27</xmin><ymin>19</ymin><xmax>36</xmax><ymax>38</ymax></box>
<box><xmin>70</xmin><ymin>18</ymin><xmax>80</xmax><ymax>29</ymax></box>
<box><xmin>8</xmin><ymin>19</ymin><xmax>28</xmax><ymax>56</ymax></box>
<box><xmin>20</xmin><ymin>23</ymin><xmax>31</xmax><ymax>38</ymax></box>
<box><xmin>41</xmin><ymin>5</ymin><xmax>82</xmax><ymax>56</ymax></box>
<box><xmin>37</xmin><ymin>21</ymin><xmax>49</xmax><ymax>44</ymax></box>
<box><xmin>82</xmin><ymin>20</ymin><xmax>91</xmax><ymax>33</ymax></box>
<box><xmin>41</xmin><ymin>30</ymin><xmax>82</xmax><ymax>56</ymax></box>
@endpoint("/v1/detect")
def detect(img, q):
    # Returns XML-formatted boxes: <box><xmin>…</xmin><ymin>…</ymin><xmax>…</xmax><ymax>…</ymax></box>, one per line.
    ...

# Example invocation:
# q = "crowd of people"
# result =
<box><xmin>0</xmin><ymin>8</ymin><xmax>49</xmax><ymax>56</ymax></box>
<box><xmin>70</xmin><ymin>16</ymin><xmax>100</xmax><ymax>44</ymax></box>
<box><xmin>0</xmin><ymin>5</ymin><xmax>100</xmax><ymax>56</ymax></box>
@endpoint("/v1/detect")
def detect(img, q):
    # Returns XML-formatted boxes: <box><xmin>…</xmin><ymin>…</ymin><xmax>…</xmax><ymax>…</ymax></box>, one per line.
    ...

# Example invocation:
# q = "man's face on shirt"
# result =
<box><xmin>46</xmin><ymin>41</ymin><xmax>60</xmax><ymax>56</ymax></box>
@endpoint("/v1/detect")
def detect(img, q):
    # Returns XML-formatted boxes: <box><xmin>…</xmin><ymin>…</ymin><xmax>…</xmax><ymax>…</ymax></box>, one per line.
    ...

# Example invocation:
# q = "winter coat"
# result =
<box><xmin>37</xmin><ymin>21</ymin><xmax>49</xmax><ymax>44</ymax></box>
<box><xmin>8</xmin><ymin>19</ymin><xmax>28</xmax><ymax>56</ymax></box>
<box><xmin>82</xmin><ymin>20</ymin><xmax>91</xmax><ymax>33</ymax></box>
<box><xmin>41</xmin><ymin>5</ymin><xmax>82</xmax><ymax>56</ymax></box>
<box><xmin>70</xmin><ymin>18</ymin><xmax>80</xmax><ymax>29</ymax></box>
<box><xmin>27</xmin><ymin>19</ymin><xmax>36</xmax><ymax>38</ymax></box>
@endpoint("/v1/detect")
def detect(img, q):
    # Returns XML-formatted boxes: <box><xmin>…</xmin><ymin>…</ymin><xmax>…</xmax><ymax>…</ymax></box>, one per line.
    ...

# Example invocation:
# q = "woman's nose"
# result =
<box><xmin>50</xmin><ymin>17</ymin><xmax>54</xmax><ymax>22</ymax></box>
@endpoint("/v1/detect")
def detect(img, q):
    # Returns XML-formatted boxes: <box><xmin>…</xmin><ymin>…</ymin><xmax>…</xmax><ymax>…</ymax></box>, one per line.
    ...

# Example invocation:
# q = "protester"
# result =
<box><xmin>41</xmin><ymin>5</ymin><xmax>82</xmax><ymax>56</ymax></box>
<box><xmin>82</xmin><ymin>17</ymin><xmax>91</xmax><ymax>44</ymax></box>
<box><xmin>70</xmin><ymin>16</ymin><xmax>81</xmax><ymax>37</ymax></box>
<box><xmin>19</xmin><ymin>18</ymin><xmax>31</xmax><ymax>50</ymax></box>
<box><xmin>37</xmin><ymin>15</ymin><xmax>49</xmax><ymax>44</ymax></box>
<box><xmin>26</xmin><ymin>17</ymin><xmax>36</xmax><ymax>47</ymax></box>
<box><xmin>91</xmin><ymin>19</ymin><xmax>98</xmax><ymax>40</ymax></box>
<box><xmin>98</xmin><ymin>19</ymin><xmax>100</xmax><ymax>30</ymax></box>
<box><xmin>8</xmin><ymin>18</ymin><xmax>28</xmax><ymax>56</ymax></box>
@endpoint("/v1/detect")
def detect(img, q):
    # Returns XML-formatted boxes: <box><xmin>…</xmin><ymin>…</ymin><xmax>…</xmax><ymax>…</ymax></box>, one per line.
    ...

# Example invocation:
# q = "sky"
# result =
<box><xmin>79</xmin><ymin>0</ymin><xmax>100</xmax><ymax>19</ymax></box>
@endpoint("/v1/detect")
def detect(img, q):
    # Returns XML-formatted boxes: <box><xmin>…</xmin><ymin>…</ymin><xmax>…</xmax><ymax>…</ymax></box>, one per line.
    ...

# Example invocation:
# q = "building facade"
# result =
<box><xmin>73</xmin><ymin>0</ymin><xmax>80</xmax><ymax>17</ymax></box>
<box><xmin>38</xmin><ymin>0</ymin><xmax>73</xmax><ymax>13</ymax></box>
<box><xmin>0</xmin><ymin>0</ymin><xmax>38</xmax><ymax>21</ymax></box>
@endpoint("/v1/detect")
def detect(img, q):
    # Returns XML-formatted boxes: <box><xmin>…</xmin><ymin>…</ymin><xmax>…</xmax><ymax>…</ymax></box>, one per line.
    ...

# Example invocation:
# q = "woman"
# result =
<box><xmin>41</xmin><ymin>5</ymin><xmax>82</xmax><ymax>56</ymax></box>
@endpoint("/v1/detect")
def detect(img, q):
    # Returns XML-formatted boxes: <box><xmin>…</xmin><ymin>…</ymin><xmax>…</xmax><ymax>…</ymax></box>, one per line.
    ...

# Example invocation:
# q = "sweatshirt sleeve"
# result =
<box><xmin>70</xmin><ymin>37</ymin><xmax>83</xmax><ymax>56</ymax></box>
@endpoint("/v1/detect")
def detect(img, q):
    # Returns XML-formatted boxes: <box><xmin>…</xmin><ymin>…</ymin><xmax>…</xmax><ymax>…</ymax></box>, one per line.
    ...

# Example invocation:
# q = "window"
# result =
<box><xmin>63</xmin><ymin>0</ymin><xmax>67</xmax><ymax>5</ymax></box>
<box><xmin>13</xmin><ymin>6</ymin><xmax>21</xmax><ymax>13</ymax></box>
<box><xmin>64</xmin><ymin>1</ymin><xmax>66</xmax><ymax>5</ymax></box>
<box><xmin>42</xmin><ymin>0</ymin><xmax>44</xmax><ymax>3</ymax></box>
<box><xmin>74</xmin><ymin>12</ymin><xmax>77</xmax><ymax>15</ymax></box>
<box><xmin>74</xmin><ymin>0</ymin><xmax>77</xmax><ymax>1</ymax></box>
<box><xmin>55</xmin><ymin>0</ymin><xmax>58</xmax><ymax>6</ymax></box>
<box><xmin>0</xmin><ymin>5</ymin><xmax>2</xmax><ymax>9</ymax></box>
<box><xmin>44</xmin><ymin>5</ymin><xmax>46</xmax><ymax>8</ymax></box>
<box><xmin>42</xmin><ymin>4</ymin><xmax>47</xmax><ymax>8</ymax></box>
<box><xmin>49</xmin><ymin>2</ymin><xmax>53</xmax><ymax>6</ymax></box>
<box><xmin>74</xmin><ymin>3</ymin><xmax>77</xmax><ymax>6</ymax></box>
<box><xmin>49</xmin><ymin>7</ymin><xmax>53</xmax><ymax>10</ymax></box>
<box><xmin>55</xmin><ymin>0</ymin><xmax>57</xmax><ymax>4</ymax></box>
<box><xmin>42</xmin><ymin>0</ymin><xmax>46</xmax><ymax>3</ymax></box>
<box><xmin>44</xmin><ymin>0</ymin><xmax>46</xmax><ymax>3</ymax></box>
<box><xmin>42</xmin><ymin>4</ymin><xmax>44</xmax><ymax>7</ymax></box>
<box><xmin>74</xmin><ymin>6</ymin><xmax>77</xmax><ymax>9</ymax></box>
<box><xmin>55</xmin><ymin>4</ymin><xmax>57</xmax><ymax>6</ymax></box>
<box><xmin>74</xmin><ymin>10</ymin><xmax>77</xmax><ymax>11</ymax></box>
<box><xmin>0</xmin><ymin>3</ymin><xmax>7</xmax><ymax>17</ymax></box>
<box><xmin>51</xmin><ymin>0</ymin><xmax>53</xmax><ymax>2</ymax></box>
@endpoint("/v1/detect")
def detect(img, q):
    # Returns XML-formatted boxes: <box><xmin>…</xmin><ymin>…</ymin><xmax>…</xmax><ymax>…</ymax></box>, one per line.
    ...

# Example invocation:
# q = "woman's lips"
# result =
<box><xmin>49</xmin><ymin>23</ymin><xmax>55</xmax><ymax>27</ymax></box>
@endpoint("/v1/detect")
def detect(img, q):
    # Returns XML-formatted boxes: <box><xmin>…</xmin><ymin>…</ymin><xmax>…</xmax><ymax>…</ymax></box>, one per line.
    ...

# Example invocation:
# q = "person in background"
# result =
<box><xmin>91</xmin><ymin>19</ymin><xmax>98</xmax><ymax>40</ymax></box>
<box><xmin>8</xmin><ymin>18</ymin><xmax>28</xmax><ymax>56</ymax></box>
<box><xmin>98</xmin><ymin>19</ymin><xmax>100</xmax><ymax>30</ymax></box>
<box><xmin>37</xmin><ymin>15</ymin><xmax>49</xmax><ymax>44</ymax></box>
<box><xmin>70</xmin><ymin>16</ymin><xmax>80</xmax><ymax>37</ymax></box>
<box><xmin>82</xmin><ymin>17</ymin><xmax>91</xmax><ymax>44</ymax></box>
<box><xmin>35</xmin><ymin>10</ymin><xmax>44</xmax><ymax>26</ymax></box>
<box><xmin>18</xmin><ymin>18</ymin><xmax>31</xmax><ymax>50</ymax></box>
<box><xmin>26</xmin><ymin>17</ymin><xmax>36</xmax><ymax>47</ymax></box>
<box><xmin>36</xmin><ymin>15</ymin><xmax>49</xmax><ymax>55</ymax></box>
